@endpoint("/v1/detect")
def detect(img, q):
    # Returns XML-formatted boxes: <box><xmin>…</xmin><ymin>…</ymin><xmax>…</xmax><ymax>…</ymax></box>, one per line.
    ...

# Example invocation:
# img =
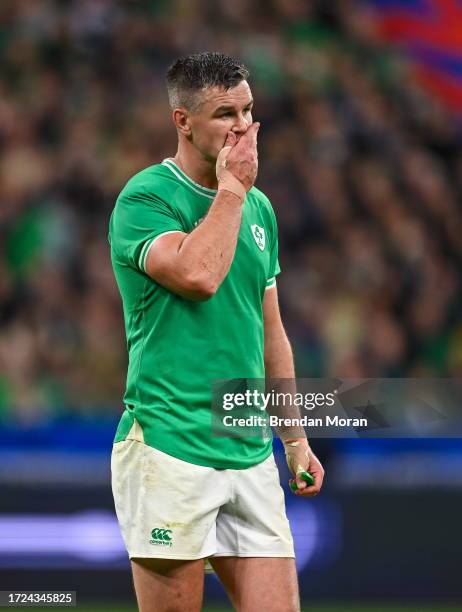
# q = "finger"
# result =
<box><xmin>289</xmin><ymin>476</ymin><xmax>308</xmax><ymax>492</ymax></box>
<box><xmin>247</xmin><ymin>121</ymin><xmax>260</xmax><ymax>148</ymax></box>
<box><xmin>236</xmin><ymin>121</ymin><xmax>260</xmax><ymax>149</ymax></box>
<box><xmin>294</xmin><ymin>474</ymin><xmax>308</xmax><ymax>489</ymax></box>
<box><xmin>216</xmin><ymin>145</ymin><xmax>232</xmax><ymax>176</ymax></box>
<box><xmin>224</xmin><ymin>131</ymin><xmax>237</xmax><ymax>147</ymax></box>
<box><xmin>309</xmin><ymin>468</ymin><xmax>324</xmax><ymax>489</ymax></box>
<box><xmin>252</xmin><ymin>121</ymin><xmax>260</xmax><ymax>141</ymax></box>
<box><xmin>298</xmin><ymin>473</ymin><xmax>324</xmax><ymax>496</ymax></box>
<box><xmin>219</xmin><ymin>145</ymin><xmax>232</xmax><ymax>160</ymax></box>
<box><xmin>290</xmin><ymin>479</ymin><xmax>319</xmax><ymax>497</ymax></box>
<box><xmin>295</xmin><ymin>476</ymin><xmax>320</xmax><ymax>495</ymax></box>
<box><xmin>295</xmin><ymin>486</ymin><xmax>319</xmax><ymax>497</ymax></box>
<box><xmin>289</xmin><ymin>478</ymin><xmax>299</xmax><ymax>493</ymax></box>
<box><xmin>298</xmin><ymin>479</ymin><xmax>321</xmax><ymax>493</ymax></box>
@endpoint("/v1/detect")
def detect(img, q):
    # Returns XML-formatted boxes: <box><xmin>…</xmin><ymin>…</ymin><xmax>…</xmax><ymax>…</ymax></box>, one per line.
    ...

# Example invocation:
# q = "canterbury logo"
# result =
<box><xmin>149</xmin><ymin>528</ymin><xmax>173</xmax><ymax>547</ymax></box>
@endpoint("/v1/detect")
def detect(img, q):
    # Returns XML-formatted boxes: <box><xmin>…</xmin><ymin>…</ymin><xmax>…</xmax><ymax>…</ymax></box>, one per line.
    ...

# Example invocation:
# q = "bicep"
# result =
<box><xmin>144</xmin><ymin>231</ymin><xmax>213</xmax><ymax>301</ymax></box>
<box><xmin>145</xmin><ymin>231</ymin><xmax>186</xmax><ymax>277</ymax></box>
<box><xmin>144</xmin><ymin>231</ymin><xmax>191</xmax><ymax>295</ymax></box>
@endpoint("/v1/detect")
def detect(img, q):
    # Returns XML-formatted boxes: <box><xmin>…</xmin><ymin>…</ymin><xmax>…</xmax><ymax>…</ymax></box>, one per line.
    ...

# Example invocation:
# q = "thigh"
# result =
<box><xmin>215</xmin><ymin>453</ymin><xmax>294</xmax><ymax>558</ymax></box>
<box><xmin>111</xmin><ymin>439</ymin><xmax>230</xmax><ymax>560</ymax></box>
<box><xmin>210</xmin><ymin>556</ymin><xmax>300</xmax><ymax>612</ymax></box>
<box><xmin>131</xmin><ymin>557</ymin><xmax>205</xmax><ymax>612</ymax></box>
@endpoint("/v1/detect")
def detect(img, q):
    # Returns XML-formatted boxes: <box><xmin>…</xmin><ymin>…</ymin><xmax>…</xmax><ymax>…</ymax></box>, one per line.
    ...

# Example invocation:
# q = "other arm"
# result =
<box><xmin>263</xmin><ymin>286</ymin><xmax>325</xmax><ymax>496</ymax></box>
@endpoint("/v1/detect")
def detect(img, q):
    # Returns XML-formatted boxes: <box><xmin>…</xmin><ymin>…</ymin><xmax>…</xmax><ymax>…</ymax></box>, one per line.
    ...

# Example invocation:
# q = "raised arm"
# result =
<box><xmin>144</xmin><ymin>123</ymin><xmax>259</xmax><ymax>301</ymax></box>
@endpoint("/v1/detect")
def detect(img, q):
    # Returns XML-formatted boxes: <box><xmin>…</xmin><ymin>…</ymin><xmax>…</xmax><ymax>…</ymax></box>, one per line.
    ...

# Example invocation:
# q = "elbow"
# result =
<box><xmin>189</xmin><ymin>286</ymin><xmax>216</xmax><ymax>302</ymax></box>
<box><xmin>183</xmin><ymin>273</ymin><xmax>219</xmax><ymax>301</ymax></box>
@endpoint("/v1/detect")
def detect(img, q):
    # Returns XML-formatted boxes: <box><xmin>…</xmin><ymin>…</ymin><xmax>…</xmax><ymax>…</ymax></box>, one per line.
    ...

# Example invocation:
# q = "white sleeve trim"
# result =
<box><xmin>265</xmin><ymin>277</ymin><xmax>277</xmax><ymax>289</ymax></box>
<box><xmin>139</xmin><ymin>230</ymin><xmax>183</xmax><ymax>272</ymax></box>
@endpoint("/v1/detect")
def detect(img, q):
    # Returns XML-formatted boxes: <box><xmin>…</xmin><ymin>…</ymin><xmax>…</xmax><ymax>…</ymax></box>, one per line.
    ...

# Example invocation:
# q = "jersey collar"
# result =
<box><xmin>162</xmin><ymin>158</ymin><xmax>217</xmax><ymax>199</ymax></box>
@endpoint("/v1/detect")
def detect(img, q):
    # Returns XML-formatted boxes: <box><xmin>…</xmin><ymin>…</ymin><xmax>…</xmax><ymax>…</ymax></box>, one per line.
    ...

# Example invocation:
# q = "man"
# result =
<box><xmin>109</xmin><ymin>51</ymin><xmax>324</xmax><ymax>612</ymax></box>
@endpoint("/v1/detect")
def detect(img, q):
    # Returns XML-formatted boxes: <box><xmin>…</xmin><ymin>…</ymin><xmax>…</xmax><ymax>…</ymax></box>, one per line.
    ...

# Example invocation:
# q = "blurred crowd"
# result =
<box><xmin>0</xmin><ymin>0</ymin><xmax>461</xmax><ymax>423</ymax></box>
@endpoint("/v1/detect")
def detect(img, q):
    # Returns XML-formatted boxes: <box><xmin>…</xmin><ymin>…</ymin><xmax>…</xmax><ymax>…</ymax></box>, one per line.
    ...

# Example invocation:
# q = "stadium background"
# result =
<box><xmin>1</xmin><ymin>0</ymin><xmax>461</xmax><ymax>610</ymax></box>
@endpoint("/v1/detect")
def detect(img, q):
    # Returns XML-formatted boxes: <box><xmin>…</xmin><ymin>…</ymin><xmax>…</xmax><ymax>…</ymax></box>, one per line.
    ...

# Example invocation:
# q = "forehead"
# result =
<box><xmin>199</xmin><ymin>80</ymin><xmax>252</xmax><ymax>111</ymax></box>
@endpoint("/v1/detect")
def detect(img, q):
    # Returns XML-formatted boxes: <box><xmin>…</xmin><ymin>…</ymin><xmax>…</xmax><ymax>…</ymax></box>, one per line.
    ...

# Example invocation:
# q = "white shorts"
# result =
<box><xmin>111</xmin><ymin>438</ymin><xmax>294</xmax><ymax>566</ymax></box>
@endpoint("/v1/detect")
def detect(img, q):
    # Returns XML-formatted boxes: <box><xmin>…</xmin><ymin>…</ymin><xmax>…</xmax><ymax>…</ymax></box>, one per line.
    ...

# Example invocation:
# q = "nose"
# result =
<box><xmin>232</xmin><ymin>113</ymin><xmax>250</xmax><ymax>135</ymax></box>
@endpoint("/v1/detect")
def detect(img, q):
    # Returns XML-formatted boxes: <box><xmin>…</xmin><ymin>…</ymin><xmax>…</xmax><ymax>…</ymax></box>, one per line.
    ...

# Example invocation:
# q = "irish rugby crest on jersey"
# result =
<box><xmin>251</xmin><ymin>224</ymin><xmax>265</xmax><ymax>251</ymax></box>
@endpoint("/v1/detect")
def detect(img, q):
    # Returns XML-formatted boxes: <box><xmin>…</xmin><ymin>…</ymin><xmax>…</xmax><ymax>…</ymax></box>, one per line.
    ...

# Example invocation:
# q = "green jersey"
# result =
<box><xmin>108</xmin><ymin>158</ymin><xmax>280</xmax><ymax>469</ymax></box>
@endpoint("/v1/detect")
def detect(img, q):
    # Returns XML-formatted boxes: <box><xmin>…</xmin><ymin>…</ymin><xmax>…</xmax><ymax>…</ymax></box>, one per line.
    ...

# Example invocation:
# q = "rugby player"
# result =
<box><xmin>109</xmin><ymin>51</ymin><xmax>324</xmax><ymax>612</ymax></box>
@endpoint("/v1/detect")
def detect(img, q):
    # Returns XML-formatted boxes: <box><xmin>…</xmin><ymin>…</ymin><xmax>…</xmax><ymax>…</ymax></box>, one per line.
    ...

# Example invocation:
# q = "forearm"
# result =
<box><xmin>176</xmin><ymin>189</ymin><xmax>244</xmax><ymax>294</ymax></box>
<box><xmin>264</xmin><ymin>324</ymin><xmax>295</xmax><ymax>379</ymax></box>
<box><xmin>264</xmin><ymin>324</ymin><xmax>306</xmax><ymax>442</ymax></box>
<box><xmin>145</xmin><ymin>126</ymin><xmax>259</xmax><ymax>300</ymax></box>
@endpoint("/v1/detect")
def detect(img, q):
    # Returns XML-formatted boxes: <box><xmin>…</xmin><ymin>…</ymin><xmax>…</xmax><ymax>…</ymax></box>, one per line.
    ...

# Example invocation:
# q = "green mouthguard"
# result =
<box><xmin>290</xmin><ymin>471</ymin><xmax>315</xmax><ymax>491</ymax></box>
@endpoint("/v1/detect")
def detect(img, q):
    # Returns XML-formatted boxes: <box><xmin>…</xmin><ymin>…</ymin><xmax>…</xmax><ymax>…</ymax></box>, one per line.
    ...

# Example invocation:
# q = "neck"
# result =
<box><xmin>173</xmin><ymin>140</ymin><xmax>218</xmax><ymax>190</ymax></box>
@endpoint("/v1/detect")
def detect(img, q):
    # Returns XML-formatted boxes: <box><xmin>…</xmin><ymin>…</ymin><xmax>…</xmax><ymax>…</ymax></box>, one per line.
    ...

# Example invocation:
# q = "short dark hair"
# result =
<box><xmin>166</xmin><ymin>52</ymin><xmax>250</xmax><ymax>112</ymax></box>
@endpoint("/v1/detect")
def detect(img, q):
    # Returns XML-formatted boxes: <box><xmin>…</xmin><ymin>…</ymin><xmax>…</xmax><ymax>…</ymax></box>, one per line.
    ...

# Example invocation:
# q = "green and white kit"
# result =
<box><xmin>109</xmin><ymin>159</ymin><xmax>280</xmax><ymax>470</ymax></box>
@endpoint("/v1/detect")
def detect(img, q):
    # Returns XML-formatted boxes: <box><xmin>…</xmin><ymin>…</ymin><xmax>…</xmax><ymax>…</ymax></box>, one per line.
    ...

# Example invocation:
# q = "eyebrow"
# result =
<box><xmin>214</xmin><ymin>100</ymin><xmax>254</xmax><ymax>113</ymax></box>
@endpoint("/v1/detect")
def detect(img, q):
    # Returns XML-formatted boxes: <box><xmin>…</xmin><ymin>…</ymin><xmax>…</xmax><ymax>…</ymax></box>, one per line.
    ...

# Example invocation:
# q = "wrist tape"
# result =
<box><xmin>218</xmin><ymin>171</ymin><xmax>246</xmax><ymax>200</ymax></box>
<box><xmin>216</xmin><ymin>145</ymin><xmax>246</xmax><ymax>200</ymax></box>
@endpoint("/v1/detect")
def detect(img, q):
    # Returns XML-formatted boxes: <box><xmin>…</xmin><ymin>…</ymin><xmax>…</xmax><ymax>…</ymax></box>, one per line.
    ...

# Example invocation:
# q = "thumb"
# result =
<box><xmin>295</xmin><ymin>462</ymin><xmax>309</xmax><ymax>489</ymax></box>
<box><xmin>224</xmin><ymin>131</ymin><xmax>237</xmax><ymax>147</ymax></box>
<box><xmin>216</xmin><ymin>134</ymin><xmax>235</xmax><ymax>179</ymax></box>
<box><xmin>294</xmin><ymin>472</ymin><xmax>308</xmax><ymax>490</ymax></box>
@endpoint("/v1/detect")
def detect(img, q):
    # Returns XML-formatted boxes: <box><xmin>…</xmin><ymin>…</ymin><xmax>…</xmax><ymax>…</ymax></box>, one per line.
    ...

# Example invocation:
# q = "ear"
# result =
<box><xmin>172</xmin><ymin>108</ymin><xmax>192</xmax><ymax>137</ymax></box>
